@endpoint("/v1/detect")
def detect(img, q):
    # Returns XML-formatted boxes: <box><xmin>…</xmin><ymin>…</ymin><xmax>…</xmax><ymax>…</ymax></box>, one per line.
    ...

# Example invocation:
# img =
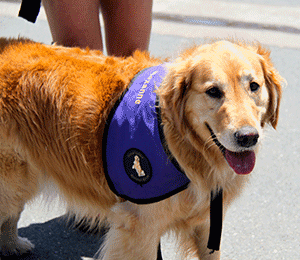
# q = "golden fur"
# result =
<box><xmin>0</xmin><ymin>38</ymin><xmax>282</xmax><ymax>259</ymax></box>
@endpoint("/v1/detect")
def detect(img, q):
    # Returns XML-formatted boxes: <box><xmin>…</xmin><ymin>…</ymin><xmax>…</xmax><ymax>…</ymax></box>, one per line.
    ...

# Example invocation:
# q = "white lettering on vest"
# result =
<box><xmin>135</xmin><ymin>71</ymin><xmax>158</xmax><ymax>105</ymax></box>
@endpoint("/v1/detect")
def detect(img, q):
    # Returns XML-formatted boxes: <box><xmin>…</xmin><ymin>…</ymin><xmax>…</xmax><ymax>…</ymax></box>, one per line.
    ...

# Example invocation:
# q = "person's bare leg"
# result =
<box><xmin>100</xmin><ymin>0</ymin><xmax>153</xmax><ymax>57</ymax></box>
<box><xmin>42</xmin><ymin>0</ymin><xmax>103</xmax><ymax>50</ymax></box>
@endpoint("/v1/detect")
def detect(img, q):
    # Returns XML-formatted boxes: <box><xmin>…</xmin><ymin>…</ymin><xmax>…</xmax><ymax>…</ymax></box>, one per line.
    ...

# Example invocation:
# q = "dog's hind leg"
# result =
<box><xmin>0</xmin><ymin>211</ymin><xmax>34</xmax><ymax>256</ymax></box>
<box><xmin>0</xmin><ymin>150</ymin><xmax>40</xmax><ymax>255</ymax></box>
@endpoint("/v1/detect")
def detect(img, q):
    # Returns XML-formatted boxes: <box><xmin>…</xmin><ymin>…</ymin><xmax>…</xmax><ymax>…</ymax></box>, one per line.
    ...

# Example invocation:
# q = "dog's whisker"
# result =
<box><xmin>203</xmin><ymin>130</ymin><xmax>225</xmax><ymax>154</ymax></box>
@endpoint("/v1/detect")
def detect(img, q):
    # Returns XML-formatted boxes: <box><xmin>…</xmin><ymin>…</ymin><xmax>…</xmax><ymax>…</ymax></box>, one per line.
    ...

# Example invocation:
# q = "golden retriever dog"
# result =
<box><xmin>0</xmin><ymin>38</ymin><xmax>282</xmax><ymax>259</ymax></box>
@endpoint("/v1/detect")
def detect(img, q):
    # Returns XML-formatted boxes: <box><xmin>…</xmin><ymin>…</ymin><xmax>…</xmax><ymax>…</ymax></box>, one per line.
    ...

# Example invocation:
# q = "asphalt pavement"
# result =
<box><xmin>0</xmin><ymin>0</ymin><xmax>300</xmax><ymax>259</ymax></box>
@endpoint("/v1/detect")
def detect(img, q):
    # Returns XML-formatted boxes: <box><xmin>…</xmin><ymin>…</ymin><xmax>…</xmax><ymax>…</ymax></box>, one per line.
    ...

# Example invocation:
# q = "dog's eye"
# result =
<box><xmin>205</xmin><ymin>87</ymin><xmax>223</xmax><ymax>99</ymax></box>
<box><xmin>250</xmin><ymin>82</ymin><xmax>260</xmax><ymax>92</ymax></box>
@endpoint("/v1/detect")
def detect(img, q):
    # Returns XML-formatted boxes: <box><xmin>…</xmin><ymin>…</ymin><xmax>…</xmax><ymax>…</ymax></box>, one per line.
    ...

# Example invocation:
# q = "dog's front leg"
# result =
<box><xmin>191</xmin><ymin>223</ymin><xmax>221</xmax><ymax>260</ymax></box>
<box><xmin>99</xmin><ymin>225</ymin><xmax>160</xmax><ymax>260</ymax></box>
<box><xmin>98</xmin><ymin>202</ymin><xmax>162</xmax><ymax>260</ymax></box>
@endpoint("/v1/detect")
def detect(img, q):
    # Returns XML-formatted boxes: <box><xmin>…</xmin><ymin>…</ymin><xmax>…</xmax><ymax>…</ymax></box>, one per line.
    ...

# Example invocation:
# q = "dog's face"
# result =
<box><xmin>164</xmin><ymin>41</ymin><xmax>282</xmax><ymax>176</ymax></box>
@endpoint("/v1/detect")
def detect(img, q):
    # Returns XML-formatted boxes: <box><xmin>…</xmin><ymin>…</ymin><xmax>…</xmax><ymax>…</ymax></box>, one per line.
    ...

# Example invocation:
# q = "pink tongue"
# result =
<box><xmin>224</xmin><ymin>150</ymin><xmax>255</xmax><ymax>175</ymax></box>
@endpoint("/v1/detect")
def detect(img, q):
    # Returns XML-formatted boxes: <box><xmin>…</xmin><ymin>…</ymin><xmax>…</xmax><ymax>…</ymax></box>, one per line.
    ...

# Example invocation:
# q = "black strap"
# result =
<box><xmin>157</xmin><ymin>189</ymin><xmax>223</xmax><ymax>259</ymax></box>
<box><xmin>18</xmin><ymin>0</ymin><xmax>42</xmax><ymax>23</ymax></box>
<box><xmin>157</xmin><ymin>242</ymin><xmax>163</xmax><ymax>260</ymax></box>
<box><xmin>207</xmin><ymin>189</ymin><xmax>223</xmax><ymax>253</ymax></box>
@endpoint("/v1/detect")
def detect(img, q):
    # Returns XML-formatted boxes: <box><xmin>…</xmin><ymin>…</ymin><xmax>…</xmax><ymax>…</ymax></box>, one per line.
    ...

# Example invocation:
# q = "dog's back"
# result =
<box><xmin>0</xmin><ymin>38</ymin><xmax>161</xmax><ymax>255</ymax></box>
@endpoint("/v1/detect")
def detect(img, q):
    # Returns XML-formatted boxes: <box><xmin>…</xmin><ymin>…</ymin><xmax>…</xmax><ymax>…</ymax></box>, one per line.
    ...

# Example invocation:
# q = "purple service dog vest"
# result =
<box><xmin>103</xmin><ymin>65</ymin><xmax>190</xmax><ymax>204</ymax></box>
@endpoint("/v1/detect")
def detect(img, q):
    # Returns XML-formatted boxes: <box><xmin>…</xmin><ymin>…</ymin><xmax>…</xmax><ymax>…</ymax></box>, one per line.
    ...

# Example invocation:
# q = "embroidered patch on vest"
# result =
<box><xmin>123</xmin><ymin>148</ymin><xmax>152</xmax><ymax>185</ymax></box>
<box><xmin>103</xmin><ymin>64</ymin><xmax>190</xmax><ymax>204</ymax></box>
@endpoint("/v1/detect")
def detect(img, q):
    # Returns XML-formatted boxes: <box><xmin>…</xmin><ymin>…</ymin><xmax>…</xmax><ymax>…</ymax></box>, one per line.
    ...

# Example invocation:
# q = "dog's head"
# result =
<box><xmin>159</xmin><ymin>40</ymin><xmax>283</xmax><ymax>176</ymax></box>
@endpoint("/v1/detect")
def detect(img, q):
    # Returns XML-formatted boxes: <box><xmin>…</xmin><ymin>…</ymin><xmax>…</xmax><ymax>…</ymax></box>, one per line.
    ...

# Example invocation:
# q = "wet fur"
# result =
<box><xmin>0</xmin><ymin>38</ymin><xmax>282</xmax><ymax>259</ymax></box>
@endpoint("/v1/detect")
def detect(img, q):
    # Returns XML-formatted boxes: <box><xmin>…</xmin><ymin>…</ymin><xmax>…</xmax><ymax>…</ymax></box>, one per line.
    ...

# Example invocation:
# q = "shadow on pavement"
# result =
<box><xmin>2</xmin><ymin>216</ymin><xmax>106</xmax><ymax>260</ymax></box>
<box><xmin>5</xmin><ymin>216</ymin><xmax>165</xmax><ymax>260</ymax></box>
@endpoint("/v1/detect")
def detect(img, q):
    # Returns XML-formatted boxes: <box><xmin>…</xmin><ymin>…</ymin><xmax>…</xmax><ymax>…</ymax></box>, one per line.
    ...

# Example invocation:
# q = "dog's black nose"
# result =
<box><xmin>234</xmin><ymin>126</ymin><xmax>259</xmax><ymax>148</ymax></box>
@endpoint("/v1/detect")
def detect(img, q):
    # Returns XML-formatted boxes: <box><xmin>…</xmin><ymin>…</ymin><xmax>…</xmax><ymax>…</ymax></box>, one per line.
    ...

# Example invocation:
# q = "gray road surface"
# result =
<box><xmin>0</xmin><ymin>0</ymin><xmax>299</xmax><ymax>259</ymax></box>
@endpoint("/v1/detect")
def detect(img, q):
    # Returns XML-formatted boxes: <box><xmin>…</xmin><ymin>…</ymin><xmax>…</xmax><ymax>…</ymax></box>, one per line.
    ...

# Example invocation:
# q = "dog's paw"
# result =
<box><xmin>1</xmin><ymin>236</ymin><xmax>34</xmax><ymax>256</ymax></box>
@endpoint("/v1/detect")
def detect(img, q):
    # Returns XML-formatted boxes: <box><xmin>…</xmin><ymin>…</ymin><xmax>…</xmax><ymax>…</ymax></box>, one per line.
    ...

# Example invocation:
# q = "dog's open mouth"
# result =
<box><xmin>205</xmin><ymin>123</ymin><xmax>255</xmax><ymax>175</ymax></box>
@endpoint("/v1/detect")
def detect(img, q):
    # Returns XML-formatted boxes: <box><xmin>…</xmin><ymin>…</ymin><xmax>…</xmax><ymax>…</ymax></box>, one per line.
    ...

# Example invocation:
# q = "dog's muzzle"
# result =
<box><xmin>205</xmin><ymin>123</ymin><xmax>257</xmax><ymax>175</ymax></box>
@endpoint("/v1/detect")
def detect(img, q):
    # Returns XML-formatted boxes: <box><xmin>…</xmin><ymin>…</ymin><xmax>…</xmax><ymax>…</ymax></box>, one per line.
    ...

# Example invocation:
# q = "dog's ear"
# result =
<box><xmin>157</xmin><ymin>62</ymin><xmax>194</xmax><ymax>135</ymax></box>
<box><xmin>257</xmin><ymin>46</ymin><xmax>283</xmax><ymax>129</ymax></box>
<box><xmin>176</xmin><ymin>67</ymin><xmax>194</xmax><ymax>133</ymax></box>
